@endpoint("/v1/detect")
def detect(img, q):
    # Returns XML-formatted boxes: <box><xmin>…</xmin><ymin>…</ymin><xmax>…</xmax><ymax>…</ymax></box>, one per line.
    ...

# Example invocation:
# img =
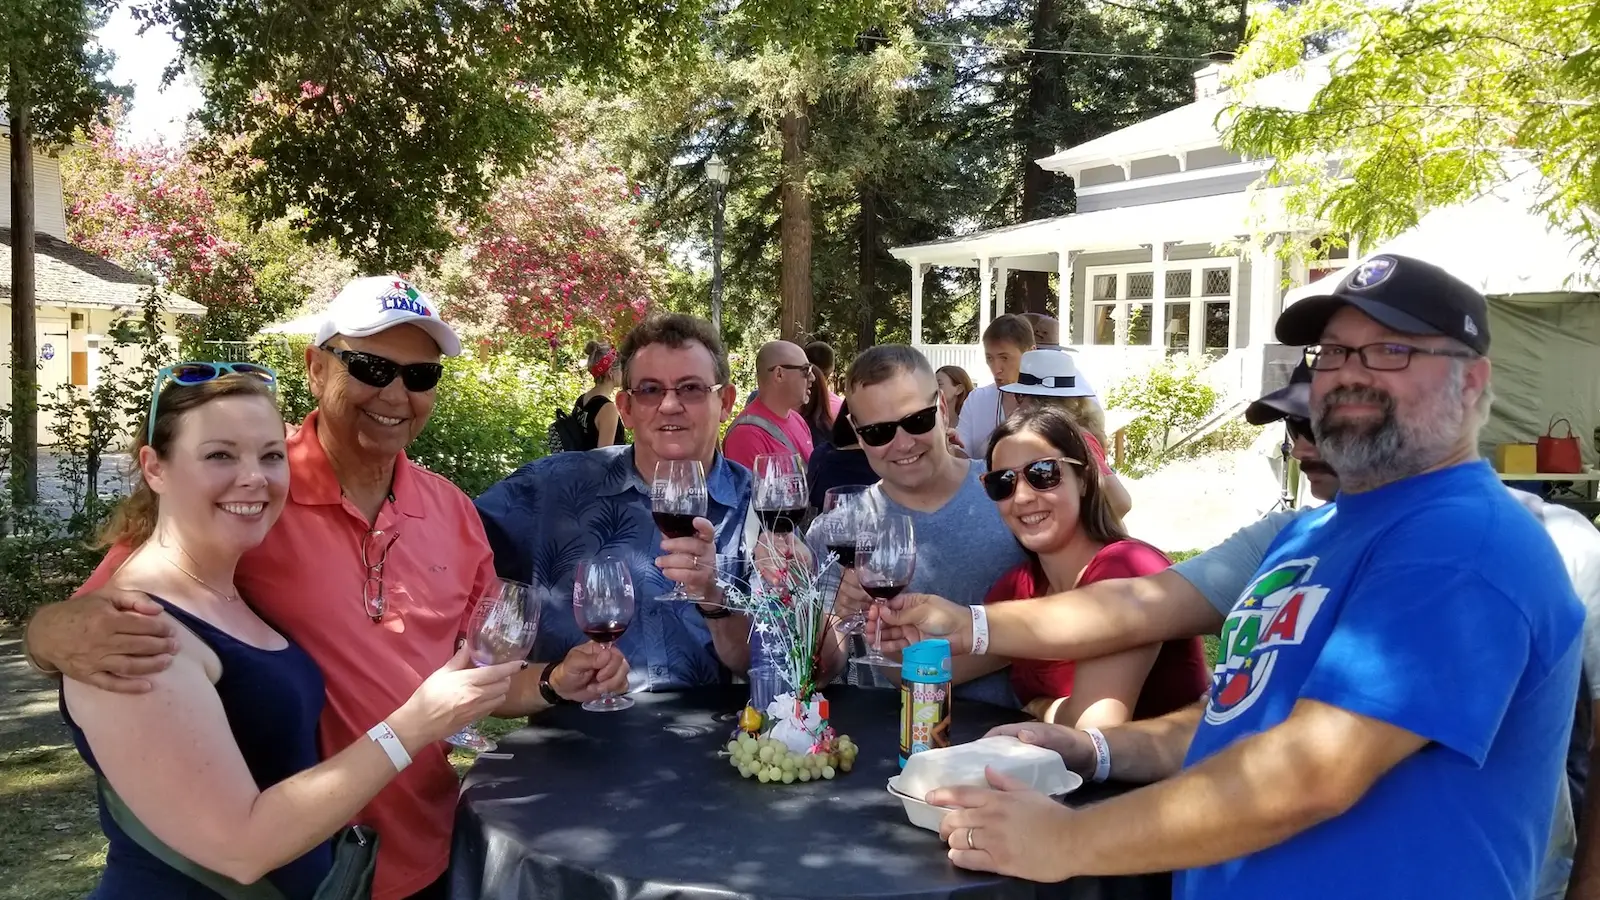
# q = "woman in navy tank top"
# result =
<box><xmin>60</xmin><ymin>368</ymin><xmax>523</xmax><ymax>899</ymax></box>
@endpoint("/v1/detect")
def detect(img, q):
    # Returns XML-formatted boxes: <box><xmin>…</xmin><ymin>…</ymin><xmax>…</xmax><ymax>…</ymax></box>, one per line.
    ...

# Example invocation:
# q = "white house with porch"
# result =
<box><xmin>891</xmin><ymin>59</ymin><xmax>1341</xmax><ymax>404</ymax></box>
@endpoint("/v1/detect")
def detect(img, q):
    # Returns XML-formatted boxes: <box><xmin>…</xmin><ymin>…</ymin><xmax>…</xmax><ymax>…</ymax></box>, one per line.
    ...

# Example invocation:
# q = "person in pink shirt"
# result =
<box><xmin>723</xmin><ymin>340</ymin><xmax>815</xmax><ymax>469</ymax></box>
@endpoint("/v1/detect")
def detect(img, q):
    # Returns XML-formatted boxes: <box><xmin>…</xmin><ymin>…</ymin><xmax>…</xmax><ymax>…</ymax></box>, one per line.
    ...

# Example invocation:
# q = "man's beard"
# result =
<box><xmin>1313</xmin><ymin>367</ymin><xmax>1465</xmax><ymax>492</ymax></box>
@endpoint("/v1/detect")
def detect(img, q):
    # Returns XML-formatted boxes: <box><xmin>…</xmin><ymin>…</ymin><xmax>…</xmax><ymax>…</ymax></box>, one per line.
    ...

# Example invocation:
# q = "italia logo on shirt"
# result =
<box><xmin>1205</xmin><ymin>558</ymin><xmax>1330</xmax><ymax>725</ymax></box>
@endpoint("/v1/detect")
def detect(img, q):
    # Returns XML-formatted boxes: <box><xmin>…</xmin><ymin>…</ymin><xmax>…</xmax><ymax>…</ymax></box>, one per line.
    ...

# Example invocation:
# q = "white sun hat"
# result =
<box><xmin>315</xmin><ymin>276</ymin><xmax>463</xmax><ymax>357</ymax></box>
<box><xmin>999</xmin><ymin>349</ymin><xmax>1096</xmax><ymax>398</ymax></box>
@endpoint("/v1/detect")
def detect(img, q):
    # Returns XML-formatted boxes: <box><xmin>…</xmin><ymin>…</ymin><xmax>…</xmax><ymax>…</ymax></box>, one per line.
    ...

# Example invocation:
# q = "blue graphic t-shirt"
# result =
<box><xmin>476</xmin><ymin>446</ymin><xmax>754</xmax><ymax>692</ymax></box>
<box><xmin>1180</xmin><ymin>461</ymin><xmax>1583</xmax><ymax>900</ymax></box>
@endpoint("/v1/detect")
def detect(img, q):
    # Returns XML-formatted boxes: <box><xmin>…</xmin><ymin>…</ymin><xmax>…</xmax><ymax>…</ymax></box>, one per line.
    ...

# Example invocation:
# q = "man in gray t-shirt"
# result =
<box><xmin>824</xmin><ymin>344</ymin><xmax>1025</xmax><ymax>708</ymax></box>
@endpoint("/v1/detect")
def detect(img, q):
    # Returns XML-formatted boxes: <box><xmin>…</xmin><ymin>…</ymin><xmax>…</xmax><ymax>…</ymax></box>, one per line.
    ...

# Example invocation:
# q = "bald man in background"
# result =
<box><xmin>723</xmin><ymin>340</ymin><xmax>815</xmax><ymax>469</ymax></box>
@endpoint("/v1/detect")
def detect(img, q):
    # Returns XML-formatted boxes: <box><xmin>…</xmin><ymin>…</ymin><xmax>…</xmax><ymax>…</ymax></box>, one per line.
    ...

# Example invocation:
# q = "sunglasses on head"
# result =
<box><xmin>147</xmin><ymin>362</ymin><xmax>279</xmax><ymax>445</ymax></box>
<box><xmin>1285</xmin><ymin>416</ymin><xmax>1315</xmax><ymax>444</ymax></box>
<box><xmin>323</xmin><ymin>347</ymin><xmax>443</xmax><ymax>393</ymax></box>
<box><xmin>850</xmin><ymin>404</ymin><xmax>940</xmax><ymax>448</ymax></box>
<box><xmin>981</xmin><ymin>456</ymin><xmax>1084</xmax><ymax>502</ymax></box>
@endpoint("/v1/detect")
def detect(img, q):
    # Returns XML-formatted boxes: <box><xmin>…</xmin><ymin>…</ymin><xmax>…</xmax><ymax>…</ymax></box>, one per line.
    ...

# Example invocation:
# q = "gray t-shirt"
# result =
<box><xmin>812</xmin><ymin>460</ymin><xmax>1026</xmax><ymax>707</ymax></box>
<box><xmin>1169</xmin><ymin>508</ymin><xmax>1303</xmax><ymax>614</ymax></box>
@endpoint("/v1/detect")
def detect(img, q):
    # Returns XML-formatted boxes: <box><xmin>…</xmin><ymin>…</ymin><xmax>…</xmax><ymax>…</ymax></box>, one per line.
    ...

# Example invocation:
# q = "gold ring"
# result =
<box><xmin>964</xmin><ymin>827</ymin><xmax>976</xmax><ymax>851</ymax></box>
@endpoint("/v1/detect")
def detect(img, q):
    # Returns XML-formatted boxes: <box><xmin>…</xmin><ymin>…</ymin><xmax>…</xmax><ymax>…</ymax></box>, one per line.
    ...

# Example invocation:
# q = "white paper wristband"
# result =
<box><xmin>970</xmin><ymin>605</ymin><xmax>990</xmax><ymax>656</ymax></box>
<box><xmin>1083</xmin><ymin>727</ymin><xmax>1112</xmax><ymax>783</ymax></box>
<box><xmin>367</xmin><ymin>721</ymin><xmax>413</xmax><ymax>773</ymax></box>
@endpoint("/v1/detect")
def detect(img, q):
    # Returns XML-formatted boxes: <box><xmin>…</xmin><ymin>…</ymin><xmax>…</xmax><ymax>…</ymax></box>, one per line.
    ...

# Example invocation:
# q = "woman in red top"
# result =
<box><xmin>980</xmin><ymin>406</ymin><xmax>1209</xmax><ymax>728</ymax></box>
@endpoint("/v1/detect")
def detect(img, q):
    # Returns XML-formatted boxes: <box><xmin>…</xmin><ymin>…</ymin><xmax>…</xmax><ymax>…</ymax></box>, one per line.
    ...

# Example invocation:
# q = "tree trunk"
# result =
<box><xmin>1015</xmin><ymin>0</ymin><xmax>1067</xmax><ymax>315</ymax></box>
<box><xmin>9</xmin><ymin>82</ymin><xmax>39</xmax><ymax>507</ymax></box>
<box><xmin>778</xmin><ymin>102</ymin><xmax>812</xmax><ymax>341</ymax></box>
<box><xmin>855</xmin><ymin>181</ymin><xmax>879</xmax><ymax>353</ymax></box>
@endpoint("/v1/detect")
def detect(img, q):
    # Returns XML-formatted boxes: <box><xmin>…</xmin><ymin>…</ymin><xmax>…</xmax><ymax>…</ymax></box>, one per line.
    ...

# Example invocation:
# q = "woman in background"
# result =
<box><xmin>806</xmin><ymin>399</ymin><xmax>880</xmax><ymax>512</ymax></box>
<box><xmin>937</xmin><ymin>365</ymin><xmax>974</xmax><ymax>429</ymax></box>
<box><xmin>576</xmin><ymin>340</ymin><xmax>626</xmax><ymax>449</ymax></box>
<box><xmin>980</xmin><ymin>406</ymin><xmax>1207</xmax><ymax>729</ymax></box>
<box><xmin>798</xmin><ymin>364</ymin><xmax>837</xmax><ymax>449</ymax></box>
<box><xmin>1000</xmin><ymin>349</ymin><xmax>1132</xmax><ymax>520</ymax></box>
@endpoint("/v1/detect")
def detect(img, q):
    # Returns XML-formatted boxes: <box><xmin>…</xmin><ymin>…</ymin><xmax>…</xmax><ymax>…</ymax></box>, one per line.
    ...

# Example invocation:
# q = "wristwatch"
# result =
<box><xmin>539</xmin><ymin>661</ymin><xmax>574</xmax><ymax>706</ymax></box>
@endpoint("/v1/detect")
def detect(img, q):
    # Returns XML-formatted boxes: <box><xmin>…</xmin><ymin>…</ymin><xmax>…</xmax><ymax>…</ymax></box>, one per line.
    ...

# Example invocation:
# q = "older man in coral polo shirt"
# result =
<box><xmin>723</xmin><ymin>340</ymin><xmax>815</xmax><ymax>470</ymax></box>
<box><xmin>22</xmin><ymin>277</ymin><xmax>628</xmax><ymax>900</ymax></box>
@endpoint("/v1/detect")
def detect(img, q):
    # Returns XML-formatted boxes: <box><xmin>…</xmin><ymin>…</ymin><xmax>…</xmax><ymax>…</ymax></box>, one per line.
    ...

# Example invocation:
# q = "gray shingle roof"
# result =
<box><xmin>0</xmin><ymin>228</ymin><xmax>204</xmax><ymax>314</ymax></box>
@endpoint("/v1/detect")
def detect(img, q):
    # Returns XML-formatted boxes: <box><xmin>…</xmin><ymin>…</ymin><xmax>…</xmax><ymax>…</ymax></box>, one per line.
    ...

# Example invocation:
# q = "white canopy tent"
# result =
<box><xmin>1282</xmin><ymin>174</ymin><xmax>1600</xmax><ymax>463</ymax></box>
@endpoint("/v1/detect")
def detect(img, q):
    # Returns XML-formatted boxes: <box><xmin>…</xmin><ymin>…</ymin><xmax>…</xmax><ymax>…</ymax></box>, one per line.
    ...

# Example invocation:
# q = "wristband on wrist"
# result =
<box><xmin>1083</xmin><ymin>727</ymin><xmax>1112</xmax><ymax>783</ymax></box>
<box><xmin>366</xmin><ymin>721</ymin><xmax>413</xmax><ymax>773</ymax></box>
<box><xmin>970</xmin><ymin>605</ymin><xmax>990</xmax><ymax>656</ymax></box>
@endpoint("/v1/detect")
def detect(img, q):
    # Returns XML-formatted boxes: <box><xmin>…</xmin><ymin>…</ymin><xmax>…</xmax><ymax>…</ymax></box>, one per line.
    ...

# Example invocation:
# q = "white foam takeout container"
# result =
<box><xmin>886</xmin><ymin>736</ymin><xmax>1084</xmax><ymax>833</ymax></box>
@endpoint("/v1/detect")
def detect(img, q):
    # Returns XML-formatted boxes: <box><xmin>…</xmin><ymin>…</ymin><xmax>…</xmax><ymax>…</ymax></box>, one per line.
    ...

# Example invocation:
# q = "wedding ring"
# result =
<box><xmin>964</xmin><ymin>827</ymin><xmax>976</xmax><ymax>851</ymax></box>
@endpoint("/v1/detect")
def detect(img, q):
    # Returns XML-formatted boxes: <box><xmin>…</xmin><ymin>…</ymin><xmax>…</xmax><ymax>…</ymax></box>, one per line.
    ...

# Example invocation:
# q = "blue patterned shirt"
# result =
<box><xmin>475</xmin><ymin>446</ymin><xmax>754</xmax><ymax>692</ymax></box>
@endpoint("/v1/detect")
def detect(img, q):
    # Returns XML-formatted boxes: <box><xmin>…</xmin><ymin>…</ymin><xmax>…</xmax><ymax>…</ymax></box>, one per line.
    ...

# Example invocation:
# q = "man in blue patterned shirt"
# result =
<box><xmin>477</xmin><ymin>314</ymin><xmax>758</xmax><ymax>694</ymax></box>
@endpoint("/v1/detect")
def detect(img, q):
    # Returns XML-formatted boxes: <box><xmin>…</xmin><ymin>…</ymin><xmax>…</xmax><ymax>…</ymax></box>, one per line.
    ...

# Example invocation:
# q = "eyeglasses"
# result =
<box><xmin>770</xmin><ymin>364</ymin><xmax>814</xmax><ymax>379</ymax></box>
<box><xmin>148</xmin><ymin>362</ymin><xmax>278</xmax><ymax>445</ymax></box>
<box><xmin>1014</xmin><ymin>372</ymin><xmax>1079</xmax><ymax>389</ymax></box>
<box><xmin>1305</xmin><ymin>343</ymin><xmax>1476</xmax><ymax>372</ymax></box>
<box><xmin>1285</xmin><ymin>416</ymin><xmax>1315</xmax><ymax>444</ymax></box>
<box><xmin>626</xmin><ymin>382</ymin><xmax>723</xmax><ymax>408</ymax></box>
<box><xmin>850</xmin><ymin>404</ymin><xmax>940</xmax><ymax>448</ymax></box>
<box><xmin>362</xmin><ymin>529</ymin><xmax>401</xmax><ymax>622</ymax></box>
<box><xmin>981</xmin><ymin>456</ymin><xmax>1084</xmax><ymax>502</ymax></box>
<box><xmin>323</xmin><ymin>347</ymin><xmax>444</xmax><ymax>392</ymax></box>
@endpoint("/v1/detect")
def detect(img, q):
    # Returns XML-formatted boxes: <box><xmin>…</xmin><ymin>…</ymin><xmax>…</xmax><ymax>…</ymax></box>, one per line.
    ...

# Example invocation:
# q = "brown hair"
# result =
<box><xmin>798</xmin><ymin>364</ymin><xmax>835</xmax><ymax>436</ymax></box>
<box><xmin>936</xmin><ymin>365</ymin><xmax>975</xmax><ymax>419</ymax></box>
<box><xmin>1024</xmin><ymin>394</ymin><xmax>1108</xmax><ymax>446</ymax></box>
<box><xmin>618</xmin><ymin>312</ymin><xmax>730</xmax><ymax>387</ymax></box>
<box><xmin>845</xmin><ymin>344</ymin><xmax>933</xmax><ymax>392</ymax></box>
<box><xmin>584</xmin><ymin>340</ymin><xmax>619</xmax><ymax>384</ymax></box>
<box><xmin>99</xmin><ymin>374</ymin><xmax>282</xmax><ymax>550</ymax></box>
<box><xmin>984</xmin><ymin>405</ymin><xmax>1128</xmax><ymax>546</ymax></box>
<box><xmin>804</xmin><ymin>341</ymin><xmax>836</xmax><ymax>375</ymax></box>
<box><xmin>982</xmin><ymin>314</ymin><xmax>1035</xmax><ymax>351</ymax></box>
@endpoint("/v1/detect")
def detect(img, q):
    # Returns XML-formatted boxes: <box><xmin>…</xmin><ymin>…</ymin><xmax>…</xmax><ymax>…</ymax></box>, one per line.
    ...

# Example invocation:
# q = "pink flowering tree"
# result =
<box><xmin>436</xmin><ymin>137</ymin><xmax>668</xmax><ymax>351</ymax></box>
<box><xmin>60</xmin><ymin>114</ymin><xmax>346</xmax><ymax>343</ymax></box>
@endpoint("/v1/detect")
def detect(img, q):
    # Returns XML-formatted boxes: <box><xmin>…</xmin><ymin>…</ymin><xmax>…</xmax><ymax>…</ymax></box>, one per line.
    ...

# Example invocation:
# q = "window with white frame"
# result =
<box><xmin>1084</xmin><ymin>258</ymin><xmax>1239</xmax><ymax>357</ymax></box>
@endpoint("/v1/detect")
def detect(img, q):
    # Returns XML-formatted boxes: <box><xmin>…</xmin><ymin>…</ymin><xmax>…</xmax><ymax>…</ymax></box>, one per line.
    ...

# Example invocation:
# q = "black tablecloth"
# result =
<box><xmin>451</xmin><ymin>687</ymin><xmax>1169</xmax><ymax>900</ymax></box>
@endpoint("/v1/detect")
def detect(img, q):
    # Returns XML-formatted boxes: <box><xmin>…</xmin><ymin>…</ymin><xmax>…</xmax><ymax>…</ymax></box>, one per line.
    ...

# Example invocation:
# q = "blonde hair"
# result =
<box><xmin>99</xmin><ymin>374</ymin><xmax>282</xmax><ymax>550</ymax></box>
<box><xmin>1025</xmin><ymin>395</ymin><xmax>1108</xmax><ymax>446</ymax></box>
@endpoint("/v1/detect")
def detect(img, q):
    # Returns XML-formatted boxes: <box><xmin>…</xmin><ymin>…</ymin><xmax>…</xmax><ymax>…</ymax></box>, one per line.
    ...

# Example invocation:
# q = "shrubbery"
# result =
<box><xmin>1107</xmin><ymin>358</ymin><xmax>1258</xmax><ymax>478</ymax></box>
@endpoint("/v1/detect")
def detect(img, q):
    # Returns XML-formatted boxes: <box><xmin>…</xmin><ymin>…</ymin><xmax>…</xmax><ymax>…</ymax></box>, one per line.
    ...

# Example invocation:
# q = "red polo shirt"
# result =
<box><xmin>80</xmin><ymin>410</ymin><xmax>499</xmax><ymax>899</ymax></box>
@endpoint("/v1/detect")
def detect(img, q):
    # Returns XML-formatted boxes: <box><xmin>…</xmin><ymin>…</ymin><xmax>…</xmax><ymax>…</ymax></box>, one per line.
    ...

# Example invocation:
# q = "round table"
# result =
<box><xmin>450</xmin><ymin>687</ymin><xmax>1170</xmax><ymax>900</ymax></box>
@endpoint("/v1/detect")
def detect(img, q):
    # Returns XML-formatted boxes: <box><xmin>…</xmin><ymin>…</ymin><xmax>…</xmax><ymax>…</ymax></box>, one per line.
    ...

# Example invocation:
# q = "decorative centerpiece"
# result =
<box><xmin>717</xmin><ymin>546</ymin><xmax>858</xmax><ymax>783</ymax></box>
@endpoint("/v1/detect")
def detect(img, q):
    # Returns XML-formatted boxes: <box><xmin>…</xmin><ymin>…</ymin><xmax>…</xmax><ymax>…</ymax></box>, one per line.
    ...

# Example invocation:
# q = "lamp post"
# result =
<box><xmin>706</xmin><ymin>153</ymin><xmax>730</xmax><ymax>332</ymax></box>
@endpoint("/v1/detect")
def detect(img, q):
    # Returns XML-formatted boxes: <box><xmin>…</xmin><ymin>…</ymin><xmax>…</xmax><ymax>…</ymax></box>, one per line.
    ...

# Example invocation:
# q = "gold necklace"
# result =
<box><xmin>161</xmin><ymin>548</ymin><xmax>241</xmax><ymax>604</ymax></box>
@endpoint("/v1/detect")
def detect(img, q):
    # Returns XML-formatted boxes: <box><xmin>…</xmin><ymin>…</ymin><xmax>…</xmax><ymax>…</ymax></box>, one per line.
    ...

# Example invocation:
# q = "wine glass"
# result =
<box><xmin>573</xmin><ymin>556</ymin><xmax>636</xmax><ymax>712</ymax></box>
<box><xmin>817</xmin><ymin>485</ymin><xmax>877</xmax><ymax>634</ymax></box>
<box><xmin>446</xmin><ymin>578</ymin><xmax>540</xmax><ymax>752</ymax></box>
<box><xmin>652</xmin><ymin>459</ymin><xmax>708</xmax><ymax>602</ymax></box>
<box><xmin>853</xmin><ymin>514</ymin><xmax>916</xmax><ymax>668</ymax></box>
<box><xmin>752</xmin><ymin>453</ymin><xmax>808</xmax><ymax>535</ymax></box>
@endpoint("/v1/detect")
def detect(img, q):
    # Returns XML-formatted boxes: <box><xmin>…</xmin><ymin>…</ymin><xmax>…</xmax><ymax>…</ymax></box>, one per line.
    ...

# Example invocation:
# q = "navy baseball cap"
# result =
<box><xmin>1245</xmin><ymin>360</ymin><xmax>1312</xmax><ymax>426</ymax></box>
<box><xmin>1275</xmin><ymin>254</ymin><xmax>1489</xmax><ymax>355</ymax></box>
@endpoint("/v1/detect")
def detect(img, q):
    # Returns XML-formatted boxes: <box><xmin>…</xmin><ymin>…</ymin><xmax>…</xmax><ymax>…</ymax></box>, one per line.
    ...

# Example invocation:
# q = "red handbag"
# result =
<box><xmin>1537</xmin><ymin>417</ymin><xmax>1585</xmax><ymax>474</ymax></box>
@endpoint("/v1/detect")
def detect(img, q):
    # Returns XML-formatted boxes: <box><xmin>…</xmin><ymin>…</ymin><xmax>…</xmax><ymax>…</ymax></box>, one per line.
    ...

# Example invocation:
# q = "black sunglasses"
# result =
<box><xmin>850</xmin><ymin>404</ymin><xmax>940</xmax><ymax>447</ymax></box>
<box><xmin>981</xmin><ymin>456</ymin><xmax>1084</xmax><ymax>502</ymax></box>
<box><xmin>1285</xmin><ymin>416</ymin><xmax>1315</xmax><ymax>444</ymax></box>
<box><xmin>324</xmin><ymin>347</ymin><xmax>443</xmax><ymax>392</ymax></box>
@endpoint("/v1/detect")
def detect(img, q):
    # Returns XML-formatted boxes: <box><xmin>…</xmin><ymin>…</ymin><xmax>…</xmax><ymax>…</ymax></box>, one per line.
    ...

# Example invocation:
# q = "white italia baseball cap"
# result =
<box><xmin>315</xmin><ymin>276</ymin><xmax>463</xmax><ymax>357</ymax></box>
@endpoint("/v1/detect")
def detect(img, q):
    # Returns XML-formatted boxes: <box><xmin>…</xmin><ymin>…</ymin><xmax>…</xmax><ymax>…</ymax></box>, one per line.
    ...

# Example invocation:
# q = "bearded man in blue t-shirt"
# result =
<box><xmin>927</xmin><ymin>254</ymin><xmax>1585</xmax><ymax>900</ymax></box>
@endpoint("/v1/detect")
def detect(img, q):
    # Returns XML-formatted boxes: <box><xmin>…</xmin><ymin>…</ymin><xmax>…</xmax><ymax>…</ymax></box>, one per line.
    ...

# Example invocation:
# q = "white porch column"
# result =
<box><xmin>910</xmin><ymin>262</ymin><xmax>928</xmax><ymax>346</ymax></box>
<box><xmin>1056</xmin><ymin>244</ymin><xmax>1077</xmax><ymax>344</ymax></box>
<box><xmin>977</xmin><ymin>256</ymin><xmax>993</xmax><ymax>335</ymax></box>
<box><xmin>1245</xmin><ymin>237</ymin><xmax>1284</xmax><ymax>398</ymax></box>
<box><xmin>996</xmin><ymin>265</ymin><xmax>1010</xmax><ymax>316</ymax></box>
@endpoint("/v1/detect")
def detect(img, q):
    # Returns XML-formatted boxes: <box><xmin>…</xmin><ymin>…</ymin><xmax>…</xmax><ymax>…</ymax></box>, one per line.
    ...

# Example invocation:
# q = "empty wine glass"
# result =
<box><xmin>446</xmin><ymin>578</ymin><xmax>540</xmax><ymax>751</ymax></box>
<box><xmin>817</xmin><ymin>485</ymin><xmax>877</xmax><ymax>634</ymax></box>
<box><xmin>853</xmin><ymin>514</ymin><xmax>915</xmax><ymax>668</ymax></box>
<box><xmin>753</xmin><ymin>453</ymin><xmax>808</xmax><ymax>535</ymax></box>
<box><xmin>652</xmin><ymin>459</ymin><xmax>708</xmax><ymax>602</ymax></box>
<box><xmin>573</xmin><ymin>556</ymin><xmax>636</xmax><ymax>712</ymax></box>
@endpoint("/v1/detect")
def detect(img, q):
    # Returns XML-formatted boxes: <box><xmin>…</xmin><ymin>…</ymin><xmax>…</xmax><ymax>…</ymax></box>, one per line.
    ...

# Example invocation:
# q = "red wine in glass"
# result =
<box><xmin>864</xmin><ymin>582</ymin><xmax>907</xmax><ymax>602</ymax></box>
<box><xmin>757</xmin><ymin>507</ymin><xmax>807</xmax><ymax>534</ymax></box>
<box><xmin>652</xmin><ymin>511</ymin><xmax>698</xmax><ymax>540</ymax></box>
<box><xmin>582</xmin><ymin>621</ymin><xmax>628</xmax><ymax>644</ymax></box>
<box><xmin>827</xmin><ymin>542</ymin><xmax>858</xmax><ymax>569</ymax></box>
